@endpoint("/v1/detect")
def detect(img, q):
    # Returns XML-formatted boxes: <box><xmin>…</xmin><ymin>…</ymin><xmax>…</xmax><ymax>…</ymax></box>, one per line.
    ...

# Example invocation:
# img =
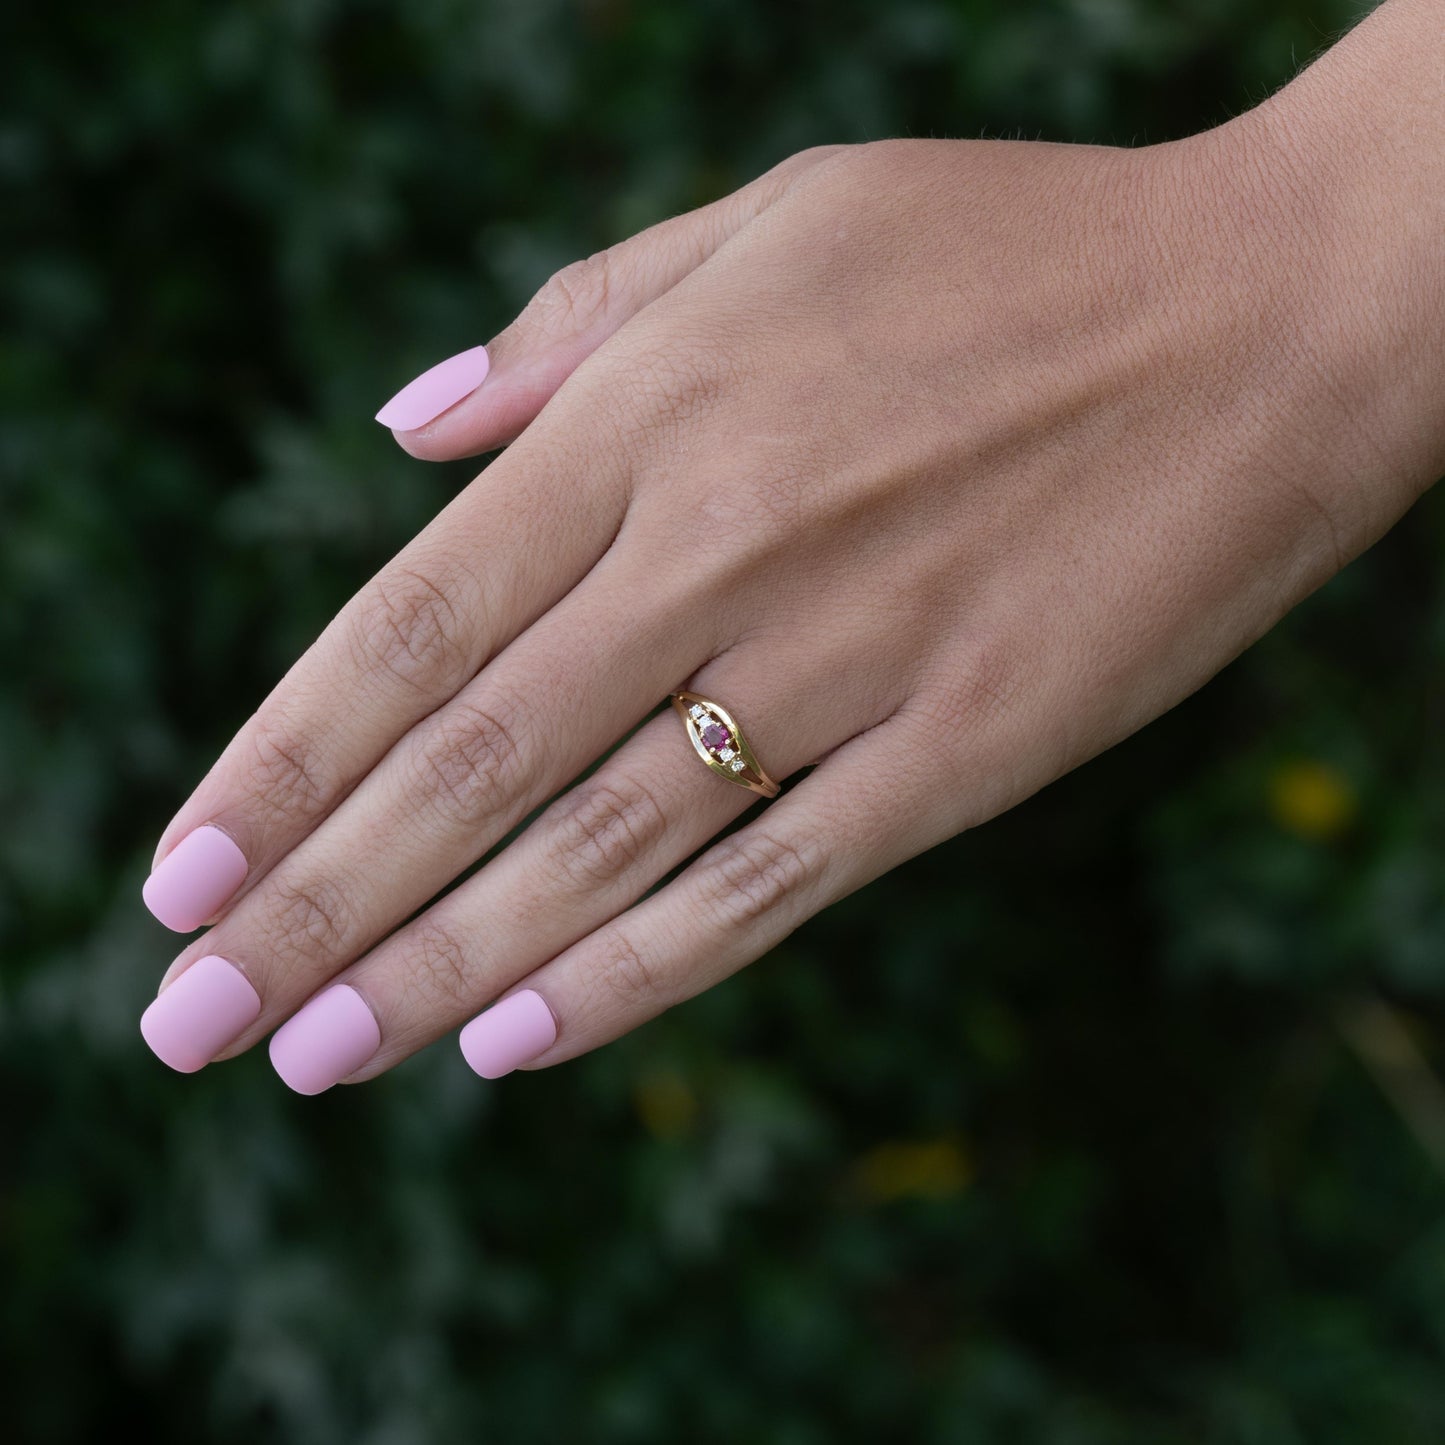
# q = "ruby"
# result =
<box><xmin>700</xmin><ymin>722</ymin><xmax>728</xmax><ymax>751</ymax></box>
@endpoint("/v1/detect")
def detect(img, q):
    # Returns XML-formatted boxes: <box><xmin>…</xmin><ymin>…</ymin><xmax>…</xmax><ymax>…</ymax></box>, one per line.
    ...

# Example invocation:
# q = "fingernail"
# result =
<box><xmin>374</xmin><ymin>344</ymin><xmax>491</xmax><ymax>430</ymax></box>
<box><xmin>142</xmin><ymin>825</ymin><xmax>249</xmax><ymax>933</ymax></box>
<box><xmin>459</xmin><ymin>989</ymin><xmax>558</xmax><ymax>1079</ymax></box>
<box><xmin>139</xmin><ymin>955</ymin><xmax>261</xmax><ymax>1073</ymax></box>
<box><xmin>268</xmin><ymin>985</ymin><xmax>381</xmax><ymax>1096</ymax></box>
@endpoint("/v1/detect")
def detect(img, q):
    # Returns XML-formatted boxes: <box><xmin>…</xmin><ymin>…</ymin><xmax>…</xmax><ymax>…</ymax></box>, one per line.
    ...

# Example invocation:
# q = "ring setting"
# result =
<box><xmin>669</xmin><ymin>691</ymin><xmax>780</xmax><ymax>799</ymax></box>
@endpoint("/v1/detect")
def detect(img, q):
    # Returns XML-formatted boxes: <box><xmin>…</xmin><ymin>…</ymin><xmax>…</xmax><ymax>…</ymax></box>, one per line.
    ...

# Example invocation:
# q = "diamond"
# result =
<box><xmin>729</xmin><ymin>757</ymin><xmax>745</xmax><ymax>772</ymax></box>
<box><xmin>718</xmin><ymin>746</ymin><xmax>734</xmax><ymax>762</ymax></box>
<box><xmin>688</xmin><ymin>703</ymin><xmax>705</xmax><ymax>718</ymax></box>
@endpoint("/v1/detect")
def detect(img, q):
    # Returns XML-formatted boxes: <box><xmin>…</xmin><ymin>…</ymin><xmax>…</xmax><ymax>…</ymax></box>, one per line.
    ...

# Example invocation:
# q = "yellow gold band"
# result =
<box><xmin>669</xmin><ymin>691</ymin><xmax>781</xmax><ymax>799</ymax></box>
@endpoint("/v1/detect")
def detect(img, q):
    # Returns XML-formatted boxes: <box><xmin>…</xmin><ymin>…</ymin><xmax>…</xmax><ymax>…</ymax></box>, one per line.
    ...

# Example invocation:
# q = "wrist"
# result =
<box><xmin>1211</xmin><ymin>0</ymin><xmax>1444</xmax><ymax>519</ymax></box>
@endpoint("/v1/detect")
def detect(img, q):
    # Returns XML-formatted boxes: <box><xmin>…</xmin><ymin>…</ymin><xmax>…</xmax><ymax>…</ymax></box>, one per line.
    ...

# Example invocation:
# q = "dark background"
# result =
<box><xmin>5</xmin><ymin>1</ymin><xmax>1445</xmax><ymax>1440</ymax></box>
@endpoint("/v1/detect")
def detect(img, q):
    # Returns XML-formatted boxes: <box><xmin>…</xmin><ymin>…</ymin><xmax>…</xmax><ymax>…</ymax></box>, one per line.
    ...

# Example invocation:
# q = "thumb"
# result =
<box><xmin>375</xmin><ymin>144</ymin><xmax>846</xmax><ymax>461</ymax></box>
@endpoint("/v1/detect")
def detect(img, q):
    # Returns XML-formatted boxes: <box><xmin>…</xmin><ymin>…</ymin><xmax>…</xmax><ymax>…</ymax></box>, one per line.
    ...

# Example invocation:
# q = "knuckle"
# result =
<box><xmin>1280</xmin><ymin>472</ymin><xmax>1349</xmax><ymax>576</ymax></box>
<box><xmin>594</xmin><ymin>931</ymin><xmax>665</xmax><ymax>1013</ymax></box>
<box><xmin>693</xmin><ymin>828</ymin><xmax>820</xmax><ymax>930</ymax></box>
<box><xmin>831</xmin><ymin>137</ymin><xmax>917</xmax><ymax>183</ymax></box>
<box><xmin>245</xmin><ymin>718</ymin><xmax>330</xmax><ymax>830</ymax></box>
<box><xmin>765</xmin><ymin>142</ymin><xmax>858</xmax><ymax>195</ymax></box>
<box><xmin>352</xmin><ymin>566</ymin><xmax>475</xmax><ymax>696</ymax></box>
<box><xmin>737</xmin><ymin>454</ymin><xmax>811</xmax><ymax>547</ymax></box>
<box><xmin>266</xmin><ymin>872</ymin><xmax>358</xmax><ymax>964</ymax></box>
<box><xmin>526</xmin><ymin>251</ymin><xmax>614</xmax><ymax>336</ymax></box>
<box><xmin>601</xmin><ymin>326</ymin><xmax>744</xmax><ymax>443</ymax></box>
<box><xmin>411</xmin><ymin>697</ymin><xmax>532</xmax><ymax>831</ymax></box>
<box><xmin>542</xmin><ymin>774</ymin><xmax>670</xmax><ymax>892</ymax></box>
<box><xmin>406</xmin><ymin>917</ymin><xmax>475</xmax><ymax>1013</ymax></box>
<box><xmin>793</xmin><ymin>142</ymin><xmax>853</xmax><ymax>169</ymax></box>
<box><xmin>899</xmin><ymin>627</ymin><xmax>1034</xmax><ymax>815</ymax></box>
<box><xmin>634</xmin><ymin>448</ymin><xmax>806</xmax><ymax>594</ymax></box>
<box><xmin>669</xmin><ymin>455</ymin><xmax>805</xmax><ymax>559</ymax></box>
<box><xmin>914</xmin><ymin>631</ymin><xmax>1028</xmax><ymax>739</ymax></box>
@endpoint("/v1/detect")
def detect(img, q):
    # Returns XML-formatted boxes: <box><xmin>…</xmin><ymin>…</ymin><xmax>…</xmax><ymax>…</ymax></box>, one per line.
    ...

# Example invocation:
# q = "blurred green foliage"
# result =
<box><xmin>5</xmin><ymin>0</ymin><xmax>1445</xmax><ymax>1441</ymax></box>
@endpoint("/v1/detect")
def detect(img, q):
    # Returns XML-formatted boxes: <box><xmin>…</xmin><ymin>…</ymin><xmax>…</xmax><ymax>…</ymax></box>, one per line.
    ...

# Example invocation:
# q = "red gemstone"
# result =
<box><xmin>700</xmin><ymin>722</ymin><xmax>728</xmax><ymax>751</ymax></box>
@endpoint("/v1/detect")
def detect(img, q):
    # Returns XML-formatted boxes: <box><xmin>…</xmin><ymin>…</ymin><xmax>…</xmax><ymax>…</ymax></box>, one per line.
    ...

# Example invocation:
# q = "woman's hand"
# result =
<box><xmin>137</xmin><ymin>0</ymin><xmax>1442</xmax><ymax>1090</ymax></box>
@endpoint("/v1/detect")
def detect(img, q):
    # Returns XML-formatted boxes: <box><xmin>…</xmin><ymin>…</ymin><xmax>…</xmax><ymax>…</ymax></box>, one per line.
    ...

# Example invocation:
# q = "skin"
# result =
<box><xmin>150</xmin><ymin>0</ymin><xmax>1443</xmax><ymax>1079</ymax></box>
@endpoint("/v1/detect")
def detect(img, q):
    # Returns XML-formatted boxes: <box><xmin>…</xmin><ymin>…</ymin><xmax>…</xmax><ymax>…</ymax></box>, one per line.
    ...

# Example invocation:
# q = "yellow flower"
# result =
<box><xmin>1267</xmin><ymin>759</ymin><xmax>1357</xmax><ymax>840</ymax></box>
<box><xmin>851</xmin><ymin>1134</ymin><xmax>971</xmax><ymax>1204</ymax></box>
<box><xmin>633</xmin><ymin>1067</ymin><xmax>698</xmax><ymax>1140</ymax></box>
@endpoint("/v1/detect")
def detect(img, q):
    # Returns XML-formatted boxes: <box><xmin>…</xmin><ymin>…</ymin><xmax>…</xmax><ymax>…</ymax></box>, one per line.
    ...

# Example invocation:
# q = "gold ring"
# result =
<box><xmin>669</xmin><ymin>691</ymin><xmax>780</xmax><ymax>799</ymax></box>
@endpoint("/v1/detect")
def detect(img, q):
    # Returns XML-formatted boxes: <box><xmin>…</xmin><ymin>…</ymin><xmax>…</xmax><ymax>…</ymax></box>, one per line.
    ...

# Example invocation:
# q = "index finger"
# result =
<box><xmin>141</xmin><ymin>423</ymin><xmax>630</xmax><ymax>932</ymax></box>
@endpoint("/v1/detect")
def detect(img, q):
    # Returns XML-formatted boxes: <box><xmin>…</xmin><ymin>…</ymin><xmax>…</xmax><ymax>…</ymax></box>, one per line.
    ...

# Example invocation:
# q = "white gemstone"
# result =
<box><xmin>688</xmin><ymin>704</ymin><xmax>705</xmax><ymax>718</ymax></box>
<box><xmin>718</xmin><ymin>746</ymin><xmax>735</xmax><ymax>762</ymax></box>
<box><xmin>729</xmin><ymin>757</ymin><xmax>745</xmax><ymax>772</ymax></box>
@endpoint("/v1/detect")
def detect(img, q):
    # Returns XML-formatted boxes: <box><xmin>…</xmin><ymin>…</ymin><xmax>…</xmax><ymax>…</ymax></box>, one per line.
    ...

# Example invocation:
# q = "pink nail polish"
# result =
<box><xmin>139</xmin><ymin>955</ymin><xmax>261</xmax><ymax>1073</ymax></box>
<box><xmin>459</xmin><ymin>989</ymin><xmax>558</xmax><ymax>1079</ymax></box>
<box><xmin>374</xmin><ymin>344</ymin><xmax>490</xmax><ymax>430</ymax></box>
<box><xmin>268</xmin><ymin>985</ymin><xmax>381</xmax><ymax>1096</ymax></box>
<box><xmin>142</xmin><ymin>825</ymin><xmax>249</xmax><ymax>933</ymax></box>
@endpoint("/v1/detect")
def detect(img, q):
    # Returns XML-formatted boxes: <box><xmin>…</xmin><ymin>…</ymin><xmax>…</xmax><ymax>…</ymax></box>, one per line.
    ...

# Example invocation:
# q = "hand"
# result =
<box><xmin>137</xmin><ymin>4</ymin><xmax>1442</xmax><ymax>1091</ymax></box>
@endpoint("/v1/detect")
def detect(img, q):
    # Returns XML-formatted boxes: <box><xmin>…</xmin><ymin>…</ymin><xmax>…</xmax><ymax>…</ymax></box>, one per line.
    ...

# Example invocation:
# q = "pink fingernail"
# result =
<box><xmin>374</xmin><ymin>344</ymin><xmax>490</xmax><ymax>430</ymax></box>
<box><xmin>459</xmin><ymin>989</ymin><xmax>558</xmax><ymax>1079</ymax></box>
<box><xmin>268</xmin><ymin>984</ymin><xmax>381</xmax><ymax>1096</ymax></box>
<box><xmin>139</xmin><ymin>955</ymin><xmax>261</xmax><ymax>1073</ymax></box>
<box><xmin>142</xmin><ymin>825</ymin><xmax>249</xmax><ymax>933</ymax></box>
